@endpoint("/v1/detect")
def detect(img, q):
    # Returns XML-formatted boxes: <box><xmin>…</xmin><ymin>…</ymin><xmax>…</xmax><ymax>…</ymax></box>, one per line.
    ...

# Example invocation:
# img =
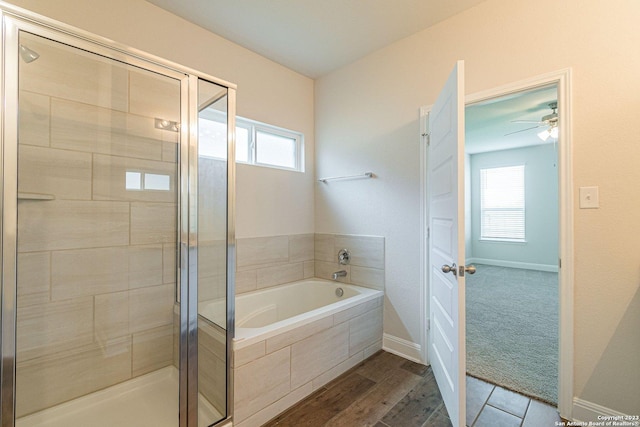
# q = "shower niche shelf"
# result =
<box><xmin>18</xmin><ymin>192</ymin><xmax>55</xmax><ymax>200</ymax></box>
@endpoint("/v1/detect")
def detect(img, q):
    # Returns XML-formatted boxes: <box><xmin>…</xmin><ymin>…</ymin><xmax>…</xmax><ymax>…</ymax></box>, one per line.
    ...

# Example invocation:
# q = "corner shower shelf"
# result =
<box><xmin>18</xmin><ymin>192</ymin><xmax>55</xmax><ymax>201</ymax></box>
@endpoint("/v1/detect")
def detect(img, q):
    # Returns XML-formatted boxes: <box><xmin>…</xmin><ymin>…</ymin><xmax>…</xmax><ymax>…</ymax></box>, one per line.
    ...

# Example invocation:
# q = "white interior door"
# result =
<box><xmin>428</xmin><ymin>60</ymin><xmax>466</xmax><ymax>427</ymax></box>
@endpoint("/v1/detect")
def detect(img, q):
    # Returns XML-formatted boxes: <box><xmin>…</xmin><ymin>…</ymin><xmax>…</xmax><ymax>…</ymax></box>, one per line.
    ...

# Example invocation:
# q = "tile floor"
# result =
<box><xmin>467</xmin><ymin>375</ymin><xmax>562</xmax><ymax>427</ymax></box>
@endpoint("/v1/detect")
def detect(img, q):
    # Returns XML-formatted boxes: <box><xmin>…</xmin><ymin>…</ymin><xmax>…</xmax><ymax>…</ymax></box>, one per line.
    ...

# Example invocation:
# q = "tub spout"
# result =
<box><xmin>332</xmin><ymin>270</ymin><xmax>347</xmax><ymax>280</ymax></box>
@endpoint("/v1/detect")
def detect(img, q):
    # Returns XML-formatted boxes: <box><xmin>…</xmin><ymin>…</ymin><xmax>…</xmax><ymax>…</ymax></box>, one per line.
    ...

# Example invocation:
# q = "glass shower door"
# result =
<box><xmin>195</xmin><ymin>79</ymin><xmax>233</xmax><ymax>426</ymax></box>
<box><xmin>14</xmin><ymin>31</ymin><xmax>182</xmax><ymax>426</ymax></box>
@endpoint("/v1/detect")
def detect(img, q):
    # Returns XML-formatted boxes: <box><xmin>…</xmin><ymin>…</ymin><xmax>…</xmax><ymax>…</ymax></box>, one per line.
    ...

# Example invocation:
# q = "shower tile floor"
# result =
<box><xmin>266</xmin><ymin>351</ymin><xmax>561</xmax><ymax>427</ymax></box>
<box><xmin>16</xmin><ymin>367</ymin><xmax>220</xmax><ymax>427</ymax></box>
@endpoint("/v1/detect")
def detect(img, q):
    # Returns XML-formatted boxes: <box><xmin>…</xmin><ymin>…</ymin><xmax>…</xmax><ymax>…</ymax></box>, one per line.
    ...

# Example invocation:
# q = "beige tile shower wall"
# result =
<box><xmin>314</xmin><ymin>233</ymin><xmax>385</xmax><ymax>291</ymax></box>
<box><xmin>235</xmin><ymin>234</ymin><xmax>315</xmax><ymax>294</ymax></box>
<box><xmin>233</xmin><ymin>295</ymin><xmax>383</xmax><ymax>426</ymax></box>
<box><xmin>15</xmin><ymin>33</ymin><xmax>179</xmax><ymax>417</ymax></box>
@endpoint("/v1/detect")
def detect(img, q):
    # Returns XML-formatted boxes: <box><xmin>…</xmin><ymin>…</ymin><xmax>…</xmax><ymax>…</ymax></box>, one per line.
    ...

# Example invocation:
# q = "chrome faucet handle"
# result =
<box><xmin>338</xmin><ymin>249</ymin><xmax>350</xmax><ymax>265</ymax></box>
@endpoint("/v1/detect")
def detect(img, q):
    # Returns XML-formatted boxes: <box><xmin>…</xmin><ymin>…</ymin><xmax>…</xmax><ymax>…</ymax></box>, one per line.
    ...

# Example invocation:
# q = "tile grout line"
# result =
<box><xmin>519</xmin><ymin>398</ymin><xmax>532</xmax><ymax>427</ymax></box>
<box><xmin>470</xmin><ymin>384</ymin><xmax>496</xmax><ymax>427</ymax></box>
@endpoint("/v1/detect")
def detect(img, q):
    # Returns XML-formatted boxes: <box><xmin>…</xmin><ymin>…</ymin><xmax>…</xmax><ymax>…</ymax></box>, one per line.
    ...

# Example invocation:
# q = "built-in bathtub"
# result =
<box><xmin>228</xmin><ymin>279</ymin><xmax>384</xmax><ymax>427</ymax></box>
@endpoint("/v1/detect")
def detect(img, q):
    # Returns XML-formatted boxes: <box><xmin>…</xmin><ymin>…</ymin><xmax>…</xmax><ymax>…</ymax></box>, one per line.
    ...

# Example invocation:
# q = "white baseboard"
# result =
<box><xmin>382</xmin><ymin>333</ymin><xmax>423</xmax><ymax>364</ymax></box>
<box><xmin>466</xmin><ymin>257</ymin><xmax>558</xmax><ymax>273</ymax></box>
<box><xmin>572</xmin><ymin>398</ymin><xmax>628</xmax><ymax>422</ymax></box>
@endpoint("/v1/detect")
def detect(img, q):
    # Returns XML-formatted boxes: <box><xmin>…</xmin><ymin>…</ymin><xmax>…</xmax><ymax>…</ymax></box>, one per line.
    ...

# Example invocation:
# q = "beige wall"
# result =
<box><xmin>315</xmin><ymin>0</ymin><xmax>639</xmax><ymax>415</ymax></box>
<box><xmin>6</xmin><ymin>0</ymin><xmax>315</xmax><ymax>238</ymax></box>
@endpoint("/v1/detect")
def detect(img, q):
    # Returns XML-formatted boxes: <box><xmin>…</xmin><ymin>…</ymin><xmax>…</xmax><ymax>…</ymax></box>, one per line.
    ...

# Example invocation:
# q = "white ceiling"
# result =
<box><xmin>466</xmin><ymin>85</ymin><xmax>558</xmax><ymax>154</ymax></box>
<box><xmin>145</xmin><ymin>0</ymin><xmax>488</xmax><ymax>78</ymax></box>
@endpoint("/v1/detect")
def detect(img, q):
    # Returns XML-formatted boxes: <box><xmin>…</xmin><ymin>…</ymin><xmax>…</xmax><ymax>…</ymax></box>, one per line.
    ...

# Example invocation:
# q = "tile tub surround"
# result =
<box><xmin>236</xmin><ymin>234</ymin><xmax>315</xmax><ymax>294</ymax></box>
<box><xmin>236</xmin><ymin>233</ymin><xmax>385</xmax><ymax>294</ymax></box>
<box><xmin>315</xmin><ymin>233</ymin><xmax>385</xmax><ymax>291</ymax></box>
<box><xmin>15</xmin><ymin>33</ymin><xmax>180</xmax><ymax>417</ymax></box>
<box><xmin>232</xmin><ymin>292</ymin><xmax>384</xmax><ymax>426</ymax></box>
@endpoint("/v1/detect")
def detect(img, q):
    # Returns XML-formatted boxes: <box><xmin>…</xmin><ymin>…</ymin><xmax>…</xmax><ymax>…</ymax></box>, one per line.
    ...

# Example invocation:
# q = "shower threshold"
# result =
<box><xmin>16</xmin><ymin>366</ymin><xmax>221</xmax><ymax>427</ymax></box>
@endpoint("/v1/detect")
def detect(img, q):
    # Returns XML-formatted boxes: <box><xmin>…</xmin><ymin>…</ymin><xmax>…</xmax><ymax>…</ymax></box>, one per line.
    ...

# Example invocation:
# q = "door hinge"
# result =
<box><xmin>426</xmin><ymin>319</ymin><xmax>431</xmax><ymax>331</ymax></box>
<box><xmin>427</xmin><ymin>227</ymin><xmax>430</xmax><ymax>239</ymax></box>
<box><xmin>559</xmin><ymin>258</ymin><xmax>562</xmax><ymax>269</ymax></box>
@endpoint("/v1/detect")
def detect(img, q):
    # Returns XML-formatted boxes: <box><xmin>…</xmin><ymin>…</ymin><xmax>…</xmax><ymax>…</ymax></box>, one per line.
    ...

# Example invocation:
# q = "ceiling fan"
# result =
<box><xmin>505</xmin><ymin>101</ymin><xmax>559</xmax><ymax>140</ymax></box>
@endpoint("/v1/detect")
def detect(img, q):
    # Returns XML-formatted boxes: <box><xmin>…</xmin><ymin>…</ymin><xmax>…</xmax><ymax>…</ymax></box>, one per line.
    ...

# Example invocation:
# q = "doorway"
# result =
<box><xmin>465</xmin><ymin>85</ymin><xmax>559</xmax><ymax>405</ymax></box>
<box><xmin>420</xmin><ymin>68</ymin><xmax>574</xmax><ymax>422</ymax></box>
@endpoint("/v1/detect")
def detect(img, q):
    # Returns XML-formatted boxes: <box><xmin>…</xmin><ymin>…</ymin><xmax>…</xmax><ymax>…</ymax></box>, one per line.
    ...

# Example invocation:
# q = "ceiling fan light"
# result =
<box><xmin>550</xmin><ymin>126</ymin><xmax>559</xmax><ymax>139</ymax></box>
<box><xmin>537</xmin><ymin>129</ymin><xmax>551</xmax><ymax>141</ymax></box>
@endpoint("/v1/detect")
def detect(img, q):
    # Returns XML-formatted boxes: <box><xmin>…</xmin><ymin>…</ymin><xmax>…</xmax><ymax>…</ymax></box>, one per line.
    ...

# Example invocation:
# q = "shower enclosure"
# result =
<box><xmin>1</xmin><ymin>6</ymin><xmax>234</xmax><ymax>427</ymax></box>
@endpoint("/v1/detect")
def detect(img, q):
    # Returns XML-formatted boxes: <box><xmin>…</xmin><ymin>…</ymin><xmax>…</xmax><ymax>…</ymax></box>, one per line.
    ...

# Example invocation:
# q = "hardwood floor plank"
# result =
<box><xmin>264</xmin><ymin>372</ymin><xmax>375</xmax><ymax>426</ymax></box>
<box><xmin>400</xmin><ymin>359</ymin><xmax>431</xmax><ymax>377</ymax></box>
<box><xmin>354</xmin><ymin>351</ymin><xmax>406</xmax><ymax>383</ymax></box>
<box><xmin>380</xmin><ymin>371</ymin><xmax>445</xmax><ymax>427</ymax></box>
<box><xmin>325</xmin><ymin>366</ymin><xmax>423</xmax><ymax>426</ymax></box>
<box><xmin>421</xmin><ymin>403</ymin><xmax>452</xmax><ymax>427</ymax></box>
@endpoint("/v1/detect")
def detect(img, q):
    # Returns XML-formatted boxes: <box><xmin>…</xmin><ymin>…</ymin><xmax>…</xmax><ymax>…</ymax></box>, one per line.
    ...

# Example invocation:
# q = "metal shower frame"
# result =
<box><xmin>0</xmin><ymin>3</ymin><xmax>236</xmax><ymax>426</ymax></box>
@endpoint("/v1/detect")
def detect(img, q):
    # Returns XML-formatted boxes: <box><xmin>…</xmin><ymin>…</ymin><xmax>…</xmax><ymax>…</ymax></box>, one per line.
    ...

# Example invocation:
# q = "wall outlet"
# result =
<box><xmin>579</xmin><ymin>186</ymin><xmax>599</xmax><ymax>209</ymax></box>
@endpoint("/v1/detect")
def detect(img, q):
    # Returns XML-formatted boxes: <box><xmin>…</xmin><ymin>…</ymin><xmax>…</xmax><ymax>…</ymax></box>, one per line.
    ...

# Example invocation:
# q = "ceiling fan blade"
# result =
<box><xmin>511</xmin><ymin>119</ymin><xmax>543</xmax><ymax>124</ymax></box>
<box><xmin>504</xmin><ymin>125</ymin><xmax>543</xmax><ymax>136</ymax></box>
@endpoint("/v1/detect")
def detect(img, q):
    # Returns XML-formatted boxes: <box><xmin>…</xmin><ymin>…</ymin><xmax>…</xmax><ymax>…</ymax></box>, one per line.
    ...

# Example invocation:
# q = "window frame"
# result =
<box><xmin>198</xmin><ymin>111</ymin><xmax>304</xmax><ymax>172</ymax></box>
<box><xmin>479</xmin><ymin>164</ymin><xmax>526</xmax><ymax>243</ymax></box>
<box><xmin>252</xmin><ymin>122</ymin><xmax>302</xmax><ymax>171</ymax></box>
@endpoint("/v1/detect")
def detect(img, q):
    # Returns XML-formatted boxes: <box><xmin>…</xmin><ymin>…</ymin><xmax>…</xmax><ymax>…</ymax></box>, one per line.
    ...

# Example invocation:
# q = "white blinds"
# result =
<box><xmin>480</xmin><ymin>165</ymin><xmax>525</xmax><ymax>241</ymax></box>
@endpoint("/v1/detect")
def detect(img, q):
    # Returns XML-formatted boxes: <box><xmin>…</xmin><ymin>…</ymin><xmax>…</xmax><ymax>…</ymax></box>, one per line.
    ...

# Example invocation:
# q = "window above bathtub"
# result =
<box><xmin>199</xmin><ymin>110</ymin><xmax>304</xmax><ymax>172</ymax></box>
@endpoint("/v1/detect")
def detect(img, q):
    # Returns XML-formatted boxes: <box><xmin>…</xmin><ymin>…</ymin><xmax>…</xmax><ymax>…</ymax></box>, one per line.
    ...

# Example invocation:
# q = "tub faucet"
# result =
<box><xmin>332</xmin><ymin>270</ymin><xmax>347</xmax><ymax>280</ymax></box>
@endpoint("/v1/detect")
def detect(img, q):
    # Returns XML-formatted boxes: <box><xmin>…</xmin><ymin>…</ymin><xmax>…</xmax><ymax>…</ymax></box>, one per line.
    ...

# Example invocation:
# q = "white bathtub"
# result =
<box><xmin>229</xmin><ymin>279</ymin><xmax>384</xmax><ymax>426</ymax></box>
<box><xmin>231</xmin><ymin>279</ymin><xmax>383</xmax><ymax>348</ymax></box>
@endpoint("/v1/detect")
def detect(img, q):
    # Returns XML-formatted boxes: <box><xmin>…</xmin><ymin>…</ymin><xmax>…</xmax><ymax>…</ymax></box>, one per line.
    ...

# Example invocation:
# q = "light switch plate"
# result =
<box><xmin>579</xmin><ymin>186</ymin><xmax>599</xmax><ymax>209</ymax></box>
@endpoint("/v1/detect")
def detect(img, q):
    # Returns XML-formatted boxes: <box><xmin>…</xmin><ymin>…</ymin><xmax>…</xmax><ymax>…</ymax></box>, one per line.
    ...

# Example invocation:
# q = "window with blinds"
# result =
<box><xmin>480</xmin><ymin>165</ymin><xmax>525</xmax><ymax>241</ymax></box>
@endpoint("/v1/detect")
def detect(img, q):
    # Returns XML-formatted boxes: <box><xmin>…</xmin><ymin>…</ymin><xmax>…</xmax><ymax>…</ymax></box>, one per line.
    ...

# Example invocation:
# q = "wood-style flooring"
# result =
<box><xmin>264</xmin><ymin>350</ymin><xmax>562</xmax><ymax>427</ymax></box>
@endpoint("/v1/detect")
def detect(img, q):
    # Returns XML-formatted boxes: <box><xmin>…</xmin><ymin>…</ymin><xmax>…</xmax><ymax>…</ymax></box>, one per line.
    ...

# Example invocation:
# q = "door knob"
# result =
<box><xmin>441</xmin><ymin>263</ymin><xmax>457</xmax><ymax>276</ymax></box>
<box><xmin>464</xmin><ymin>265</ymin><xmax>476</xmax><ymax>275</ymax></box>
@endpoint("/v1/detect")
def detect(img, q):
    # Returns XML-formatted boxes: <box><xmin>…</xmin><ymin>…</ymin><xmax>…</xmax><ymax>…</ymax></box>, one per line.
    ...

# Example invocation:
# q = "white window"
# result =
<box><xmin>198</xmin><ymin>111</ymin><xmax>303</xmax><ymax>171</ymax></box>
<box><xmin>480</xmin><ymin>165</ymin><xmax>525</xmax><ymax>241</ymax></box>
<box><xmin>125</xmin><ymin>171</ymin><xmax>171</xmax><ymax>191</ymax></box>
<box><xmin>254</xmin><ymin>126</ymin><xmax>299</xmax><ymax>169</ymax></box>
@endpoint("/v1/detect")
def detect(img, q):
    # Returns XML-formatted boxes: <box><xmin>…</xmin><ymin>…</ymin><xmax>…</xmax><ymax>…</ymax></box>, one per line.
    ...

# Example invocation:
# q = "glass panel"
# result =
<box><xmin>197</xmin><ymin>79</ymin><xmax>229</xmax><ymax>425</ymax></box>
<box><xmin>255</xmin><ymin>129</ymin><xmax>296</xmax><ymax>168</ymax></box>
<box><xmin>198</xmin><ymin>110</ymin><xmax>248</xmax><ymax>163</ymax></box>
<box><xmin>15</xmin><ymin>32</ymin><xmax>181</xmax><ymax>426</ymax></box>
<box><xmin>236</xmin><ymin>125</ymin><xmax>250</xmax><ymax>163</ymax></box>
